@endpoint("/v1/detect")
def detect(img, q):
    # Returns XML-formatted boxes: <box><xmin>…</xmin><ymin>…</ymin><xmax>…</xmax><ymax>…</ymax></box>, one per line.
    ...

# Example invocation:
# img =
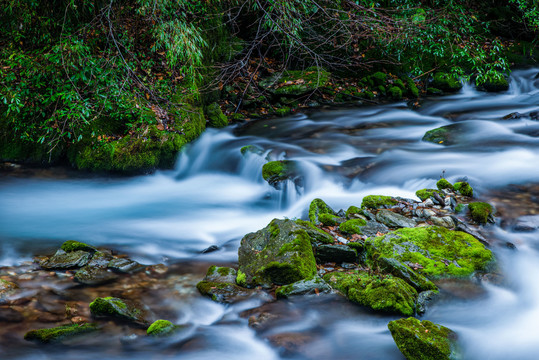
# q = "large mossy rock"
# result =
<box><xmin>431</xmin><ymin>72</ymin><xmax>462</xmax><ymax>92</ymax></box>
<box><xmin>388</xmin><ymin>317</ymin><xmax>461</xmax><ymax>360</ymax></box>
<box><xmin>260</xmin><ymin>67</ymin><xmax>330</xmax><ymax>97</ymax></box>
<box><xmin>147</xmin><ymin>320</ymin><xmax>181</xmax><ymax>337</ymax></box>
<box><xmin>196</xmin><ymin>266</ymin><xmax>259</xmax><ymax>303</ymax></box>
<box><xmin>323</xmin><ymin>271</ymin><xmax>418</xmax><ymax>316</ymax></box>
<box><xmin>422</xmin><ymin>124</ymin><xmax>467</xmax><ymax>146</ymax></box>
<box><xmin>365</xmin><ymin>226</ymin><xmax>493</xmax><ymax>278</ymax></box>
<box><xmin>237</xmin><ymin>219</ymin><xmax>317</xmax><ymax>288</ymax></box>
<box><xmin>468</xmin><ymin>202</ymin><xmax>494</xmax><ymax>225</ymax></box>
<box><xmin>262</xmin><ymin>160</ymin><xmax>298</xmax><ymax>186</ymax></box>
<box><xmin>24</xmin><ymin>323</ymin><xmax>99</xmax><ymax>343</ymax></box>
<box><xmin>361</xmin><ymin>195</ymin><xmax>398</xmax><ymax>209</ymax></box>
<box><xmin>308</xmin><ymin>198</ymin><xmax>337</xmax><ymax>225</ymax></box>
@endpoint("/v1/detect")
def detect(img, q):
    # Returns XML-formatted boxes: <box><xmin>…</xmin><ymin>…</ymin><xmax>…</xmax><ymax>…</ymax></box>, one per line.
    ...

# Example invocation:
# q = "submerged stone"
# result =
<box><xmin>388</xmin><ymin>317</ymin><xmax>461</xmax><ymax>360</ymax></box>
<box><xmin>89</xmin><ymin>297</ymin><xmax>149</xmax><ymax>326</ymax></box>
<box><xmin>323</xmin><ymin>271</ymin><xmax>418</xmax><ymax>316</ymax></box>
<box><xmin>365</xmin><ymin>226</ymin><xmax>493</xmax><ymax>278</ymax></box>
<box><xmin>196</xmin><ymin>281</ymin><xmax>257</xmax><ymax>303</ymax></box>
<box><xmin>24</xmin><ymin>323</ymin><xmax>98</xmax><ymax>343</ymax></box>
<box><xmin>237</xmin><ymin>219</ymin><xmax>317</xmax><ymax>288</ymax></box>
<box><xmin>275</xmin><ymin>276</ymin><xmax>332</xmax><ymax>298</ymax></box>
<box><xmin>422</xmin><ymin>124</ymin><xmax>466</xmax><ymax>146</ymax></box>
<box><xmin>147</xmin><ymin>320</ymin><xmax>180</xmax><ymax>337</ymax></box>
<box><xmin>74</xmin><ymin>265</ymin><xmax>118</xmax><ymax>286</ymax></box>
<box><xmin>0</xmin><ymin>279</ymin><xmax>18</xmax><ymax>302</ymax></box>
<box><xmin>376</xmin><ymin>209</ymin><xmax>416</xmax><ymax>229</ymax></box>
<box><xmin>240</xmin><ymin>145</ymin><xmax>264</xmax><ymax>156</ymax></box>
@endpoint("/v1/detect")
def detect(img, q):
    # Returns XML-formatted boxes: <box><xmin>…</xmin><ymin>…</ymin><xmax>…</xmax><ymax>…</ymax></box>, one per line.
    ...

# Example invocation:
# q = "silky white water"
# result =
<box><xmin>1</xmin><ymin>68</ymin><xmax>538</xmax><ymax>359</ymax></box>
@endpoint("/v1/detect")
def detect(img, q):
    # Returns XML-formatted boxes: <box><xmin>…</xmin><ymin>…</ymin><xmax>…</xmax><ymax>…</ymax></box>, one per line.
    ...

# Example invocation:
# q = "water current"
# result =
<box><xmin>0</xmin><ymin>68</ymin><xmax>538</xmax><ymax>359</ymax></box>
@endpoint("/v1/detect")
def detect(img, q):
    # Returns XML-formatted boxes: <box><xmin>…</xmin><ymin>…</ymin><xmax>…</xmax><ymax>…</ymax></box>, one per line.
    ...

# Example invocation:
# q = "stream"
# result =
<box><xmin>0</xmin><ymin>68</ymin><xmax>538</xmax><ymax>359</ymax></box>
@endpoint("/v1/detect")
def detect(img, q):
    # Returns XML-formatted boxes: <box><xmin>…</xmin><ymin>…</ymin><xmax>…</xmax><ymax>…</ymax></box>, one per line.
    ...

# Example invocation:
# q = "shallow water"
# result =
<box><xmin>1</xmin><ymin>68</ymin><xmax>538</xmax><ymax>359</ymax></box>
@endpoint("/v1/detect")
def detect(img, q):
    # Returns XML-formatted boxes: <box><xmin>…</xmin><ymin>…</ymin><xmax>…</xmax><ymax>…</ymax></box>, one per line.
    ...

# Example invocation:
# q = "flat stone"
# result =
<box><xmin>40</xmin><ymin>250</ymin><xmax>92</xmax><ymax>270</ymax></box>
<box><xmin>376</xmin><ymin>209</ymin><xmax>416</xmax><ymax>228</ymax></box>
<box><xmin>275</xmin><ymin>277</ymin><xmax>333</xmax><ymax>298</ymax></box>
<box><xmin>431</xmin><ymin>216</ymin><xmax>455</xmax><ymax>229</ymax></box>
<box><xmin>74</xmin><ymin>266</ymin><xmax>119</xmax><ymax>286</ymax></box>
<box><xmin>107</xmin><ymin>258</ymin><xmax>146</xmax><ymax>274</ymax></box>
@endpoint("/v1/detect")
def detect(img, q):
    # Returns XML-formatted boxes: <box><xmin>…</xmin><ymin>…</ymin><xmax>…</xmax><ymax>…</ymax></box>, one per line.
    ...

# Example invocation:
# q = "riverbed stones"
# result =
<box><xmin>237</xmin><ymin>219</ymin><xmax>317</xmax><ymax>288</ymax></box>
<box><xmin>365</xmin><ymin>226</ymin><xmax>493</xmax><ymax>277</ymax></box>
<box><xmin>388</xmin><ymin>317</ymin><xmax>461</xmax><ymax>360</ymax></box>
<box><xmin>275</xmin><ymin>276</ymin><xmax>332</xmax><ymax>298</ymax></box>
<box><xmin>323</xmin><ymin>271</ymin><xmax>418</xmax><ymax>316</ymax></box>
<box><xmin>376</xmin><ymin>209</ymin><xmax>416</xmax><ymax>228</ymax></box>
<box><xmin>24</xmin><ymin>323</ymin><xmax>99</xmax><ymax>343</ymax></box>
<box><xmin>89</xmin><ymin>297</ymin><xmax>150</xmax><ymax>326</ymax></box>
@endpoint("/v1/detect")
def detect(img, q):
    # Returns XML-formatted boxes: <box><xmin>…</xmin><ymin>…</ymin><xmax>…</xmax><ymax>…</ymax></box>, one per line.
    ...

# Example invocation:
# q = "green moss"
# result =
<box><xmin>416</xmin><ymin>189</ymin><xmax>441</xmax><ymax>201</ymax></box>
<box><xmin>393</xmin><ymin>79</ymin><xmax>405</xmax><ymax>90</ymax></box>
<box><xmin>453</xmin><ymin>181</ymin><xmax>473</xmax><ymax>197</ymax></box>
<box><xmin>308</xmin><ymin>198</ymin><xmax>336</xmax><ymax>224</ymax></box>
<box><xmin>236</xmin><ymin>269</ymin><xmax>247</xmax><ymax>287</ymax></box>
<box><xmin>347</xmin><ymin>241</ymin><xmax>364</xmax><ymax>252</ymax></box>
<box><xmin>147</xmin><ymin>320</ymin><xmax>179</xmax><ymax>337</ymax></box>
<box><xmin>261</xmin><ymin>67</ymin><xmax>330</xmax><ymax>96</ymax></box>
<box><xmin>427</xmin><ymin>87</ymin><xmax>443</xmax><ymax>95</ymax></box>
<box><xmin>323</xmin><ymin>271</ymin><xmax>417</xmax><ymax>316</ymax></box>
<box><xmin>60</xmin><ymin>240</ymin><xmax>95</xmax><ymax>253</ymax></box>
<box><xmin>205</xmin><ymin>102</ymin><xmax>228</xmax><ymax>128</ymax></box>
<box><xmin>261</xmin><ymin>160</ymin><xmax>296</xmax><ymax>185</ymax></box>
<box><xmin>240</xmin><ymin>145</ymin><xmax>263</xmax><ymax>156</ymax></box>
<box><xmin>454</xmin><ymin>204</ymin><xmax>465</xmax><ymax>213</ymax></box>
<box><xmin>388</xmin><ymin>86</ymin><xmax>403</xmax><ymax>100</ymax></box>
<box><xmin>294</xmin><ymin>219</ymin><xmax>334</xmax><ymax>244</ymax></box>
<box><xmin>371</xmin><ymin>72</ymin><xmax>387</xmax><ymax>86</ymax></box>
<box><xmin>24</xmin><ymin>323</ymin><xmax>98</xmax><ymax>343</ymax></box>
<box><xmin>361</xmin><ymin>195</ymin><xmax>397</xmax><ymax>209</ymax></box>
<box><xmin>479</xmin><ymin>76</ymin><xmax>509</xmax><ymax>92</ymax></box>
<box><xmin>436</xmin><ymin>179</ymin><xmax>454</xmax><ymax>191</ymax></box>
<box><xmin>339</xmin><ymin>219</ymin><xmax>367</xmax><ymax>235</ymax></box>
<box><xmin>388</xmin><ymin>317</ymin><xmax>461</xmax><ymax>360</ymax></box>
<box><xmin>365</xmin><ymin>226</ymin><xmax>493</xmax><ymax>278</ymax></box>
<box><xmin>345</xmin><ymin>206</ymin><xmax>362</xmax><ymax>219</ymax></box>
<box><xmin>89</xmin><ymin>297</ymin><xmax>127</xmax><ymax>315</ymax></box>
<box><xmin>406</xmin><ymin>77</ymin><xmax>420</xmax><ymax>98</ymax></box>
<box><xmin>275</xmin><ymin>106</ymin><xmax>291</xmax><ymax>116</ymax></box>
<box><xmin>432</xmin><ymin>72</ymin><xmax>462</xmax><ymax>92</ymax></box>
<box><xmin>318</xmin><ymin>213</ymin><xmax>341</xmax><ymax>226</ymax></box>
<box><xmin>468</xmin><ymin>202</ymin><xmax>493</xmax><ymax>225</ymax></box>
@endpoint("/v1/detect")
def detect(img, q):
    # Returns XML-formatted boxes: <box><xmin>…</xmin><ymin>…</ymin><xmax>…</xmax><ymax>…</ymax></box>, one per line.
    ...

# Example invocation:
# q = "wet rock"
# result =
<box><xmin>316</xmin><ymin>244</ymin><xmax>357</xmax><ymax>264</ymax></box>
<box><xmin>197</xmin><ymin>281</ymin><xmax>260</xmax><ymax>304</ymax></box>
<box><xmin>376</xmin><ymin>209</ymin><xmax>416</xmax><ymax>228</ymax></box>
<box><xmin>479</xmin><ymin>76</ymin><xmax>509</xmax><ymax>92</ymax></box>
<box><xmin>388</xmin><ymin>317</ymin><xmax>461</xmax><ymax>360</ymax></box>
<box><xmin>0</xmin><ymin>307</ymin><xmax>24</xmax><ymax>322</ymax></box>
<box><xmin>237</xmin><ymin>219</ymin><xmax>317</xmax><ymax>288</ymax></box>
<box><xmin>454</xmin><ymin>181</ymin><xmax>473</xmax><ymax>197</ymax></box>
<box><xmin>308</xmin><ymin>198</ymin><xmax>337</xmax><ymax>225</ymax></box>
<box><xmin>267</xmin><ymin>332</ymin><xmax>315</xmax><ymax>356</ymax></box>
<box><xmin>468</xmin><ymin>202</ymin><xmax>494</xmax><ymax>225</ymax></box>
<box><xmin>422</xmin><ymin>123</ymin><xmax>468</xmax><ymax>146</ymax></box>
<box><xmin>262</xmin><ymin>160</ymin><xmax>299</xmax><ymax>187</ymax></box>
<box><xmin>514</xmin><ymin>215</ymin><xmax>539</xmax><ymax>232</ymax></box>
<box><xmin>260</xmin><ymin>67</ymin><xmax>330</xmax><ymax>97</ymax></box>
<box><xmin>361</xmin><ymin>195</ymin><xmax>398</xmax><ymax>209</ymax></box>
<box><xmin>24</xmin><ymin>323</ymin><xmax>99</xmax><ymax>343</ymax></box>
<box><xmin>359</xmin><ymin>221</ymin><xmax>390</xmax><ymax>237</ymax></box>
<box><xmin>454</xmin><ymin>221</ymin><xmax>489</xmax><ymax>246</ymax></box>
<box><xmin>200</xmin><ymin>244</ymin><xmax>219</xmax><ymax>253</ymax></box>
<box><xmin>365</xmin><ymin>226</ymin><xmax>493</xmax><ymax>278</ymax></box>
<box><xmin>431</xmin><ymin>72</ymin><xmax>462</xmax><ymax>92</ymax></box>
<box><xmin>416</xmin><ymin>290</ymin><xmax>438</xmax><ymax>316</ymax></box>
<box><xmin>89</xmin><ymin>297</ymin><xmax>150</xmax><ymax>326</ymax></box>
<box><xmin>40</xmin><ymin>250</ymin><xmax>92</xmax><ymax>270</ymax></box>
<box><xmin>201</xmin><ymin>266</ymin><xmax>237</xmax><ymax>284</ymax></box>
<box><xmin>373</xmin><ymin>256</ymin><xmax>437</xmax><ymax>292</ymax></box>
<box><xmin>502</xmin><ymin>112</ymin><xmax>522</xmax><ymax>120</ymax></box>
<box><xmin>0</xmin><ymin>279</ymin><xmax>18</xmax><ymax>302</ymax></box>
<box><xmin>339</xmin><ymin>218</ymin><xmax>367</xmax><ymax>235</ymax></box>
<box><xmin>107</xmin><ymin>258</ymin><xmax>146</xmax><ymax>274</ymax></box>
<box><xmin>323</xmin><ymin>271</ymin><xmax>418</xmax><ymax>316</ymax></box>
<box><xmin>147</xmin><ymin>319</ymin><xmax>181</xmax><ymax>337</ymax></box>
<box><xmin>275</xmin><ymin>276</ymin><xmax>332</xmax><ymax>298</ymax></box>
<box><xmin>436</xmin><ymin>178</ymin><xmax>454</xmax><ymax>191</ymax></box>
<box><xmin>295</xmin><ymin>219</ymin><xmax>334</xmax><ymax>244</ymax></box>
<box><xmin>74</xmin><ymin>265</ymin><xmax>118</xmax><ymax>286</ymax></box>
<box><xmin>240</xmin><ymin>145</ymin><xmax>264</xmax><ymax>157</ymax></box>
<box><xmin>416</xmin><ymin>189</ymin><xmax>443</xmax><ymax>204</ymax></box>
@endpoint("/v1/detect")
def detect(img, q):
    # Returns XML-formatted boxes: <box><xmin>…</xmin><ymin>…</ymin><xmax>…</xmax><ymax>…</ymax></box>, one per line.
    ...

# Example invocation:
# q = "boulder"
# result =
<box><xmin>196</xmin><ymin>281</ymin><xmax>259</xmax><ymax>304</ymax></box>
<box><xmin>237</xmin><ymin>219</ymin><xmax>317</xmax><ymax>288</ymax></box>
<box><xmin>262</xmin><ymin>160</ymin><xmax>298</xmax><ymax>186</ymax></box>
<box><xmin>388</xmin><ymin>317</ymin><xmax>461</xmax><ymax>360</ymax></box>
<box><xmin>308</xmin><ymin>198</ymin><xmax>337</xmax><ymax>225</ymax></box>
<box><xmin>74</xmin><ymin>251</ymin><xmax>118</xmax><ymax>285</ymax></box>
<box><xmin>422</xmin><ymin>124</ymin><xmax>467</xmax><ymax>146</ymax></box>
<box><xmin>373</xmin><ymin>256</ymin><xmax>437</xmax><ymax>292</ymax></box>
<box><xmin>365</xmin><ymin>226</ymin><xmax>493</xmax><ymax>278</ymax></box>
<box><xmin>323</xmin><ymin>271</ymin><xmax>418</xmax><ymax>316</ymax></box>
<box><xmin>40</xmin><ymin>250</ymin><xmax>92</xmax><ymax>270</ymax></box>
<box><xmin>294</xmin><ymin>219</ymin><xmax>334</xmax><ymax>244</ymax></box>
<box><xmin>315</xmin><ymin>244</ymin><xmax>357</xmax><ymax>264</ymax></box>
<box><xmin>468</xmin><ymin>202</ymin><xmax>494</xmax><ymax>225</ymax></box>
<box><xmin>89</xmin><ymin>297</ymin><xmax>150</xmax><ymax>326</ymax></box>
<box><xmin>431</xmin><ymin>72</ymin><xmax>462</xmax><ymax>92</ymax></box>
<box><xmin>453</xmin><ymin>181</ymin><xmax>473</xmax><ymax>197</ymax></box>
<box><xmin>361</xmin><ymin>195</ymin><xmax>398</xmax><ymax>209</ymax></box>
<box><xmin>147</xmin><ymin>320</ymin><xmax>181</xmax><ymax>337</ymax></box>
<box><xmin>275</xmin><ymin>277</ymin><xmax>333</xmax><ymax>298</ymax></box>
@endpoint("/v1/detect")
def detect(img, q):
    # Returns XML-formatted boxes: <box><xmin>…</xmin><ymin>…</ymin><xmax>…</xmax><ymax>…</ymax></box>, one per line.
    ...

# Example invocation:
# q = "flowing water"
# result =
<box><xmin>1</xmin><ymin>68</ymin><xmax>538</xmax><ymax>359</ymax></box>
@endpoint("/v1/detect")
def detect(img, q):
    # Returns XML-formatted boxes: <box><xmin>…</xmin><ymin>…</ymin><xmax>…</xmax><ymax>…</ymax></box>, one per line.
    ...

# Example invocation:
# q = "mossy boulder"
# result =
<box><xmin>405</xmin><ymin>77</ymin><xmax>420</xmax><ymax>98</ymax></box>
<box><xmin>361</xmin><ymin>195</ymin><xmax>398</xmax><ymax>209</ymax></box>
<box><xmin>308</xmin><ymin>198</ymin><xmax>337</xmax><ymax>225</ymax></box>
<box><xmin>323</xmin><ymin>271</ymin><xmax>418</xmax><ymax>316</ymax></box>
<box><xmin>370</xmin><ymin>72</ymin><xmax>387</xmax><ymax>86</ymax></box>
<box><xmin>371</xmin><ymin>256</ymin><xmax>438</xmax><ymax>292</ymax></box>
<box><xmin>60</xmin><ymin>240</ymin><xmax>96</xmax><ymax>253</ymax></box>
<box><xmin>436</xmin><ymin>179</ymin><xmax>454</xmax><ymax>191</ymax></box>
<box><xmin>262</xmin><ymin>160</ymin><xmax>298</xmax><ymax>186</ymax></box>
<box><xmin>453</xmin><ymin>181</ymin><xmax>473</xmax><ymax>197</ymax></box>
<box><xmin>468</xmin><ymin>202</ymin><xmax>494</xmax><ymax>225</ymax></box>
<box><xmin>365</xmin><ymin>226</ymin><xmax>493</xmax><ymax>278</ymax></box>
<box><xmin>89</xmin><ymin>297</ymin><xmax>149</xmax><ymax>326</ymax></box>
<box><xmin>388</xmin><ymin>86</ymin><xmax>403</xmax><ymax>100</ymax></box>
<box><xmin>275</xmin><ymin>276</ymin><xmax>332</xmax><ymax>299</ymax></box>
<box><xmin>237</xmin><ymin>219</ymin><xmax>317</xmax><ymax>288</ymax></box>
<box><xmin>24</xmin><ymin>323</ymin><xmax>98</xmax><ymax>344</ymax></box>
<box><xmin>416</xmin><ymin>189</ymin><xmax>442</xmax><ymax>202</ymax></box>
<box><xmin>205</xmin><ymin>102</ymin><xmax>228</xmax><ymax>128</ymax></box>
<box><xmin>339</xmin><ymin>218</ymin><xmax>367</xmax><ymax>234</ymax></box>
<box><xmin>388</xmin><ymin>317</ymin><xmax>461</xmax><ymax>360</ymax></box>
<box><xmin>202</xmin><ymin>265</ymin><xmax>238</xmax><ymax>283</ymax></box>
<box><xmin>147</xmin><ymin>320</ymin><xmax>180</xmax><ymax>337</ymax></box>
<box><xmin>431</xmin><ymin>72</ymin><xmax>462</xmax><ymax>92</ymax></box>
<box><xmin>479</xmin><ymin>76</ymin><xmax>509</xmax><ymax>92</ymax></box>
<box><xmin>294</xmin><ymin>219</ymin><xmax>334</xmax><ymax>244</ymax></box>
<box><xmin>260</xmin><ymin>67</ymin><xmax>331</xmax><ymax>97</ymax></box>
<box><xmin>318</xmin><ymin>213</ymin><xmax>343</xmax><ymax>226</ymax></box>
